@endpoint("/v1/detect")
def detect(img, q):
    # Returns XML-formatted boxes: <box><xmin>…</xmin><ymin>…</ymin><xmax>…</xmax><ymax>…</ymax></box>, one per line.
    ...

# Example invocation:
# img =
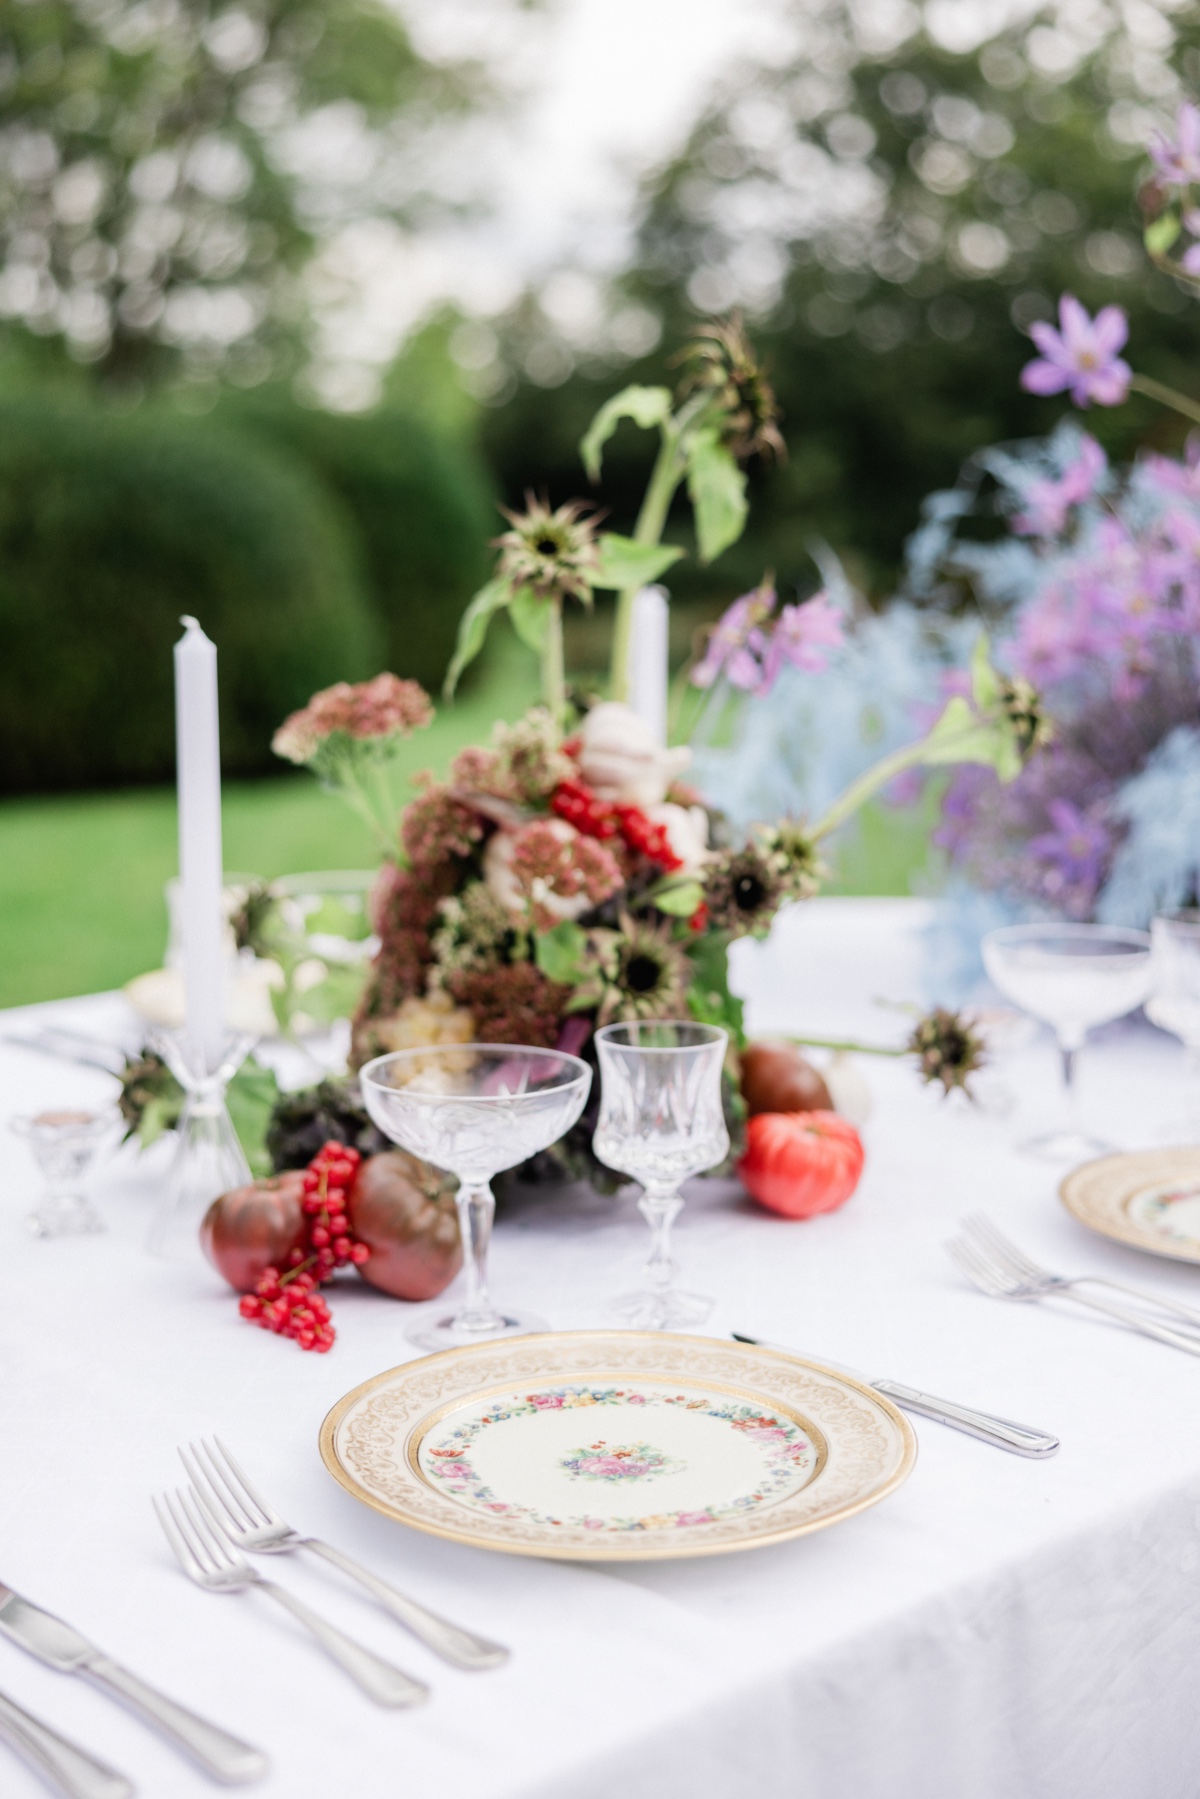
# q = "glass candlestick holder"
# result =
<box><xmin>148</xmin><ymin>1030</ymin><xmax>255</xmax><ymax>1259</ymax></box>
<box><xmin>10</xmin><ymin>1110</ymin><xmax>115</xmax><ymax>1237</ymax></box>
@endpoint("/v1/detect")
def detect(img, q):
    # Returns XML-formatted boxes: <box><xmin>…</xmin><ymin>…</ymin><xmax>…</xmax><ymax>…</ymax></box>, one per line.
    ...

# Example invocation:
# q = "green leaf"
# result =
<box><xmin>580</xmin><ymin>385</ymin><xmax>672</xmax><ymax>481</ymax></box>
<box><xmin>508</xmin><ymin>585</ymin><xmax>550</xmax><ymax>652</ymax></box>
<box><xmin>227</xmin><ymin>1057</ymin><xmax>280</xmax><ymax>1179</ymax></box>
<box><xmin>685</xmin><ymin>431</ymin><xmax>748</xmax><ymax>563</ymax></box>
<box><xmin>652</xmin><ymin>878</ymin><xmax>704</xmax><ymax>917</ymax></box>
<box><xmin>443</xmin><ymin>578</ymin><xmax>512</xmax><ymax>697</ymax></box>
<box><xmin>968</xmin><ymin>634</ymin><xmax>999</xmax><ymax>710</ymax></box>
<box><xmin>918</xmin><ymin>696</ymin><xmax>1022</xmax><ymax>782</ymax></box>
<box><xmin>1146</xmin><ymin>212</ymin><xmax>1181</xmax><ymax>256</ymax></box>
<box><xmin>685</xmin><ymin>931</ymin><xmax>745</xmax><ymax>1045</ymax></box>
<box><xmin>535</xmin><ymin>920</ymin><xmax>588</xmax><ymax>984</ymax></box>
<box><xmin>593</xmin><ymin>533</ymin><xmax>684</xmax><ymax>592</ymax></box>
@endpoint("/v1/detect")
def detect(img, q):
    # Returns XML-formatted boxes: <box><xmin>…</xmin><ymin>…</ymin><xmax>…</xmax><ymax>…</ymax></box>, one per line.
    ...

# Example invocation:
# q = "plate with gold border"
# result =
<box><xmin>1060</xmin><ymin>1147</ymin><xmax>1200</xmax><ymax>1266</ymax></box>
<box><xmin>318</xmin><ymin>1331</ymin><xmax>916</xmax><ymax>1561</ymax></box>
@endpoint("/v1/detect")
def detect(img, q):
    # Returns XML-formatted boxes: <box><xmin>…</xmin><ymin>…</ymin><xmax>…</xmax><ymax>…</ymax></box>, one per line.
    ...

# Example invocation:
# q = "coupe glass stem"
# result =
<box><xmin>454</xmin><ymin>1182</ymin><xmax>505</xmax><ymax>1334</ymax></box>
<box><xmin>638</xmin><ymin>1187</ymin><xmax>683</xmax><ymax>1298</ymax></box>
<box><xmin>1057</xmin><ymin>1031</ymin><xmax>1083</xmax><ymax>1134</ymax></box>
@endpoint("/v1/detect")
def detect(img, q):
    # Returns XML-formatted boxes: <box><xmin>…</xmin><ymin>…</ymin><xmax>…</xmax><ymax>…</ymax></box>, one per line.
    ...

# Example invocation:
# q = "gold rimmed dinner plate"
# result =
<box><xmin>1060</xmin><ymin>1147</ymin><xmax>1200</xmax><ymax>1265</ymax></box>
<box><xmin>318</xmin><ymin>1331</ymin><xmax>916</xmax><ymax>1561</ymax></box>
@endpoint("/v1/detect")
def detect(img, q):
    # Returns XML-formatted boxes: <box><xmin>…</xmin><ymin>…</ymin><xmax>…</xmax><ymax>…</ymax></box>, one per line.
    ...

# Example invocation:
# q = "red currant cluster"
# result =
<box><xmin>239</xmin><ymin>1270</ymin><xmax>334</xmax><ymax>1353</ymax></box>
<box><xmin>237</xmin><ymin>1141</ymin><xmax>370</xmax><ymax>1353</ymax></box>
<box><xmin>552</xmin><ymin>779</ymin><xmax>683</xmax><ymax>873</ymax></box>
<box><xmin>299</xmin><ymin>1142</ymin><xmax>370</xmax><ymax>1279</ymax></box>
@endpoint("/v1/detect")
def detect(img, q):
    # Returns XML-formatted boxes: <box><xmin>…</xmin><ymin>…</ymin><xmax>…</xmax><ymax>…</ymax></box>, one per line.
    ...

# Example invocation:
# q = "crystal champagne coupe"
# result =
<box><xmin>1146</xmin><ymin>910</ymin><xmax>1200</xmax><ymax>1141</ymax></box>
<box><xmin>360</xmin><ymin>1045</ymin><xmax>591</xmax><ymax>1352</ymax></box>
<box><xmin>10</xmin><ymin>1109</ymin><xmax>115</xmax><ymax>1236</ymax></box>
<box><xmin>982</xmin><ymin>923</ymin><xmax>1152</xmax><ymax>1161</ymax></box>
<box><xmin>593</xmin><ymin>1020</ymin><xmax>729</xmax><ymax>1330</ymax></box>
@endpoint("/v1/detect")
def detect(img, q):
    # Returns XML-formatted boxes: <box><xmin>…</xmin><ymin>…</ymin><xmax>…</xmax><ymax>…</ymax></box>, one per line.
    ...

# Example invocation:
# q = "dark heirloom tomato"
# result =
<box><xmin>201</xmin><ymin>1172</ymin><xmax>308</xmax><ymax>1293</ymax></box>
<box><xmin>739</xmin><ymin>1041</ymin><xmax>833</xmax><ymax>1116</ymax></box>
<box><xmin>347</xmin><ymin>1151</ymin><xmax>462</xmax><ymax>1301</ymax></box>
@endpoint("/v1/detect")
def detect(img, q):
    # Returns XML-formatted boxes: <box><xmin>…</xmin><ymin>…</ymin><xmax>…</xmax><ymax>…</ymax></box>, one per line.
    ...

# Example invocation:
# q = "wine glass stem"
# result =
<box><xmin>1058</xmin><ymin>1033</ymin><xmax>1083</xmax><ymax>1131</ymax></box>
<box><xmin>454</xmin><ymin>1182</ymin><xmax>504</xmax><ymax>1332</ymax></box>
<box><xmin>638</xmin><ymin>1188</ymin><xmax>683</xmax><ymax>1295</ymax></box>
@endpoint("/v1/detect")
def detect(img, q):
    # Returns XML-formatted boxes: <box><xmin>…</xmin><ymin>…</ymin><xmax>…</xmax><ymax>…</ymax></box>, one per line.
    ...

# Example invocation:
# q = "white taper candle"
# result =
<box><xmin>174</xmin><ymin>616</ymin><xmax>226</xmax><ymax>1072</ymax></box>
<box><xmin>627</xmin><ymin>584</ymin><xmax>669</xmax><ymax>746</ymax></box>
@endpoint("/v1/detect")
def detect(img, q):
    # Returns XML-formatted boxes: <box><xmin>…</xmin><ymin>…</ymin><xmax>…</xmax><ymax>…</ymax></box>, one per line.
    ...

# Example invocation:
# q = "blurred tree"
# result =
<box><xmin>0</xmin><ymin>0</ymin><xmax>495</xmax><ymax>387</ymax></box>
<box><xmin>481</xmin><ymin>1</ymin><xmax>1200</xmax><ymax>612</ymax></box>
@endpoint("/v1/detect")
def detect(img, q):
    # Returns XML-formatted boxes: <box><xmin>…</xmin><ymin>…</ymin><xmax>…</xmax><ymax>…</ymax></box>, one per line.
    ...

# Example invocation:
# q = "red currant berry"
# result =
<box><xmin>350</xmin><ymin>1243</ymin><xmax>370</xmax><ymax>1266</ymax></box>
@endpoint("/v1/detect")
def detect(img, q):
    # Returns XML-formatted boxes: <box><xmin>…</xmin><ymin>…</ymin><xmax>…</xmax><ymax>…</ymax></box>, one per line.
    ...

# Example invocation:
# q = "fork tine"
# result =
<box><xmin>964</xmin><ymin>1214</ymin><xmax>1043</xmax><ymax>1280</ymax></box>
<box><xmin>211</xmin><ymin>1438</ymin><xmax>281</xmax><ymax>1527</ymax></box>
<box><xmin>163</xmin><ymin>1487</ymin><xmax>224</xmax><ymax>1578</ymax></box>
<box><xmin>946</xmin><ymin>1235</ymin><xmax>1009</xmax><ymax>1295</ymax></box>
<box><xmin>181</xmin><ymin>1441</ymin><xmax>255</xmax><ymax>1535</ymax></box>
<box><xmin>153</xmin><ymin>1492</ymin><xmax>204</xmax><ymax>1580</ymax></box>
<box><xmin>199</xmin><ymin>1439</ymin><xmax>267</xmax><ymax>1530</ymax></box>
<box><xmin>181</xmin><ymin>1485</ymin><xmax>245</xmax><ymax>1575</ymax></box>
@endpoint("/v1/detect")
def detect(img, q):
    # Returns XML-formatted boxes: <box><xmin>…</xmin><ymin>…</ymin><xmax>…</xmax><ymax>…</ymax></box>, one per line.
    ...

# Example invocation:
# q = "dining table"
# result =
<box><xmin>3</xmin><ymin>895</ymin><xmax>1200</xmax><ymax>1799</ymax></box>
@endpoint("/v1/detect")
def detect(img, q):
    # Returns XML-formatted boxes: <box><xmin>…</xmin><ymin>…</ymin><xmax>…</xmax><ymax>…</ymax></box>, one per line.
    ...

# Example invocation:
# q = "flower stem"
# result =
<box><xmin>611</xmin><ymin>428</ymin><xmax>684</xmax><ymax>700</ymax></box>
<box><xmin>1129</xmin><ymin>371</ymin><xmax>1200</xmax><ymax>428</ymax></box>
<box><xmin>810</xmin><ymin>737</ymin><xmax>933</xmax><ymax>842</ymax></box>
<box><xmin>541</xmin><ymin>598</ymin><xmax>566</xmax><ymax>725</ymax></box>
<box><xmin>783</xmin><ymin>1033</ymin><xmax>904</xmax><ymax>1058</ymax></box>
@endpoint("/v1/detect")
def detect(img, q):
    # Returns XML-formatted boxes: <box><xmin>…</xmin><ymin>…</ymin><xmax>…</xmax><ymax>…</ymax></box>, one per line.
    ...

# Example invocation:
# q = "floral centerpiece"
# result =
<box><xmin>272</xmin><ymin>318</ymin><xmax>1041</xmax><ymax>1181</ymax></box>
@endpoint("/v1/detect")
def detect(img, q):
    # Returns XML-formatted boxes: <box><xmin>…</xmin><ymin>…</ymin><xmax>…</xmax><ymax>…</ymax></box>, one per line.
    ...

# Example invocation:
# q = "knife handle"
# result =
<box><xmin>870</xmin><ymin>1381</ymin><xmax>1060</xmax><ymax>1458</ymax></box>
<box><xmin>83</xmin><ymin>1657</ymin><xmax>268</xmax><ymax>1785</ymax></box>
<box><xmin>0</xmin><ymin>1689</ymin><xmax>134</xmax><ymax>1799</ymax></box>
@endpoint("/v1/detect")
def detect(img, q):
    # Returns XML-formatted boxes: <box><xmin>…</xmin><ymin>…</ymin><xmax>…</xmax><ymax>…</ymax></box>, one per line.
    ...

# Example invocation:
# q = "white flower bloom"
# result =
<box><xmin>645</xmin><ymin>802</ymin><xmax>709</xmax><ymax>875</ymax></box>
<box><xmin>577</xmin><ymin>702</ymin><xmax>691</xmax><ymax>807</ymax></box>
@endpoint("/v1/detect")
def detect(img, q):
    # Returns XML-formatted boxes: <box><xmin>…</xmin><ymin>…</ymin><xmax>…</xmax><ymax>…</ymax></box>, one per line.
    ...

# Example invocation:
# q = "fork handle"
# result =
<box><xmin>0</xmin><ymin>1689</ymin><xmax>134</xmax><ymax>1799</ymax></box>
<box><xmin>302</xmin><ymin>1541</ymin><xmax>509</xmax><ymax>1670</ymax></box>
<box><xmin>1054</xmin><ymin>1287</ymin><xmax>1200</xmax><ymax>1356</ymax></box>
<box><xmin>1078</xmin><ymin>1276</ymin><xmax>1200</xmax><ymax>1332</ymax></box>
<box><xmin>254</xmin><ymin>1582</ymin><xmax>427</xmax><ymax>1708</ymax></box>
<box><xmin>83</xmin><ymin>1656</ymin><xmax>268</xmax><ymax>1785</ymax></box>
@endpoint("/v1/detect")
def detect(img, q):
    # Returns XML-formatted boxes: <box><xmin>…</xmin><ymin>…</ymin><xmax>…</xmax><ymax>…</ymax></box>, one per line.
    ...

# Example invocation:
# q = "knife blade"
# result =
<box><xmin>0</xmin><ymin>1585</ymin><xmax>268</xmax><ymax>1785</ymax></box>
<box><xmin>731</xmin><ymin>1333</ymin><xmax>1060</xmax><ymax>1458</ymax></box>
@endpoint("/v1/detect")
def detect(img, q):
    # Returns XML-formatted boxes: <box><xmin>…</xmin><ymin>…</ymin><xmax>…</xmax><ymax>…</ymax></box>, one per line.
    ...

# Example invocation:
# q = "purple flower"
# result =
<box><xmin>1149</xmin><ymin>102</ymin><xmax>1200</xmax><ymax>187</ymax></box>
<box><xmin>1013</xmin><ymin>436</ymin><xmax>1107</xmax><ymax>537</ymax></box>
<box><xmin>1027</xmin><ymin>799</ymin><xmax>1113</xmax><ymax>900</ymax></box>
<box><xmin>1020</xmin><ymin>296</ymin><xmax>1131</xmax><ymax>409</ymax></box>
<box><xmin>691</xmin><ymin>587</ymin><xmax>775</xmax><ymax>690</ymax></box>
<box><xmin>759</xmin><ymin>592</ymin><xmax>844</xmax><ymax>690</ymax></box>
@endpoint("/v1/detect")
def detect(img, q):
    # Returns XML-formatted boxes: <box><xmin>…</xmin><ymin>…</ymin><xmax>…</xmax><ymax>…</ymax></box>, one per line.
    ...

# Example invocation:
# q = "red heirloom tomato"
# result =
<box><xmin>347</xmin><ymin>1152</ymin><xmax>462</xmax><ymax>1301</ymax></box>
<box><xmin>201</xmin><ymin>1172</ymin><xmax>308</xmax><ymax>1292</ymax></box>
<box><xmin>737</xmin><ymin>1111</ymin><xmax>865</xmax><ymax>1219</ymax></box>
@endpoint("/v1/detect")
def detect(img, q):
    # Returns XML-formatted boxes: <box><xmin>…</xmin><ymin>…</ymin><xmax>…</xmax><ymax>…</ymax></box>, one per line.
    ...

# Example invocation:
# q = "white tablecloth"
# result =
<box><xmin>4</xmin><ymin>898</ymin><xmax>1200</xmax><ymax>1799</ymax></box>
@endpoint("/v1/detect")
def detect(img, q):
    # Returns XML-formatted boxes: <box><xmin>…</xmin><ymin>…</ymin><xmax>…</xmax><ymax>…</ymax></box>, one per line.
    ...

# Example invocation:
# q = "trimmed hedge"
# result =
<box><xmin>0</xmin><ymin>401</ymin><xmax>381</xmax><ymax>792</ymax></box>
<box><xmin>213</xmin><ymin>394</ymin><xmax>496</xmax><ymax>694</ymax></box>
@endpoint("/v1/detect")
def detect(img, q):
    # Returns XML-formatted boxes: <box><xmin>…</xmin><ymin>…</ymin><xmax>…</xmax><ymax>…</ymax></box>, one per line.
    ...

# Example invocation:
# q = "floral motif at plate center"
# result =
<box><xmin>1127</xmin><ymin>1180</ymin><xmax>1200</xmax><ymax>1247</ymax></box>
<box><xmin>415</xmin><ymin>1382</ymin><xmax>818</xmax><ymax>1534</ymax></box>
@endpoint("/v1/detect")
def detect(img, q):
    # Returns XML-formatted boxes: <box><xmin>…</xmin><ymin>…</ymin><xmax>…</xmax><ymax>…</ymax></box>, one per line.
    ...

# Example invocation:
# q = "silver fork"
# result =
<box><xmin>964</xmin><ymin>1214</ymin><xmax>1200</xmax><ymax>1334</ymax></box>
<box><xmin>180</xmin><ymin>1440</ymin><xmax>507</xmax><ymax>1671</ymax></box>
<box><xmin>153</xmin><ymin>1488</ymin><xmax>428</xmax><ymax>1708</ymax></box>
<box><xmin>946</xmin><ymin>1233</ymin><xmax>1200</xmax><ymax>1357</ymax></box>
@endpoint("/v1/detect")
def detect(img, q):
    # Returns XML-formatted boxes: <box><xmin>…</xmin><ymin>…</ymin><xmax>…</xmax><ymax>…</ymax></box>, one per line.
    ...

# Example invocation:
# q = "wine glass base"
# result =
<box><xmin>29</xmin><ymin>1196</ymin><xmax>104</xmax><ymax>1238</ymax></box>
<box><xmin>407</xmin><ymin>1309</ymin><xmax>548</xmax><ymax>1353</ymax></box>
<box><xmin>1018</xmin><ymin>1127</ymin><xmax>1114</xmax><ymax>1164</ymax></box>
<box><xmin>610</xmin><ymin>1287</ymin><xmax>714</xmax><ymax>1331</ymax></box>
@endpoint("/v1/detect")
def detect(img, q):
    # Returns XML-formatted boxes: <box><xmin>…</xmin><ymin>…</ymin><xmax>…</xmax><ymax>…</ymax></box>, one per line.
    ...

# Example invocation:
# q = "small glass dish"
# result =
<box><xmin>10</xmin><ymin>1109</ymin><xmax>116</xmax><ymax>1237</ymax></box>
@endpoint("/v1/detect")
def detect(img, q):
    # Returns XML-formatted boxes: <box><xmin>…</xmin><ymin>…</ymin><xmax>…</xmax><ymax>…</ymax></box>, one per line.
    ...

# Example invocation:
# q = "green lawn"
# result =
<box><xmin>0</xmin><ymin>642</ymin><xmax>935</xmax><ymax>1008</ymax></box>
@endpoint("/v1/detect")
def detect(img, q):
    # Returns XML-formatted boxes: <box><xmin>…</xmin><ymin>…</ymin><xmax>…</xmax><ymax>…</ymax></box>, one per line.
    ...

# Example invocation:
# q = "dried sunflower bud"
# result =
<box><xmin>906</xmin><ymin>1007</ymin><xmax>987</xmax><ymax>1097</ymax></box>
<box><xmin>998</xmin><ymin>674</ymin><xmax>1053</xmax><ymax>760</ymax></box>
<box><xmin>674</xmin><ymin>313</ymin><xmax>785</xmax><ymax>464</ymax></box>
<box><xmin>493</xmin><ymin>494</ymin><xmax>602</xmax><ymax>606</ymax></box>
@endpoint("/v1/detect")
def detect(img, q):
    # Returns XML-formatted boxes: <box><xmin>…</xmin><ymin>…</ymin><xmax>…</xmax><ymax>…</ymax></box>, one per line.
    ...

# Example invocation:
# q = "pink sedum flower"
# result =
<box><xmin>1020</xmin><ymin>296</ymin><xmax>1131</xmax><ymax>409</ymax></box>
<box><xmin>273</xmin><ymin>673</ymin><xmax>433</xmax><ymax>764</ymax></box>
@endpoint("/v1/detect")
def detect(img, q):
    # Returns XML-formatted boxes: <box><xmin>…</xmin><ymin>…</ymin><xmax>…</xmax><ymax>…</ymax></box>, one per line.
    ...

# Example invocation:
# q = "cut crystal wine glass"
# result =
<box><xmin>10</xmin><ymin>1109</ymin><xmax>115</xmax><ymax>1236</ymax></box>
<box><xmin>1146</xmin><ymin>910</ymin><xmax>1200</xmax><ymax>1141</ymax></box>
<box><xmin>360</xmin><ymin>1044</ymin><xmax>591</xmax><ymax>1352</ymax></box>
<box><xmin>592</xmin><ymin>1020</ymin><xmax>729</xmax><ymax>1330</ymax></box>
<box><xmin>982</xmin><ymin>923</ymin><xmax>1151</xmax><ymax>1161</ymax></box>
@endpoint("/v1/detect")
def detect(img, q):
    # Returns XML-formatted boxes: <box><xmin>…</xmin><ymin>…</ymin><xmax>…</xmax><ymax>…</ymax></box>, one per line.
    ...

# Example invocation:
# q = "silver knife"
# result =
<box><xmin>0</xmin><ymin>1687</ymin><xmax>134</xmax><ymax>1799</ymax></box>
<box><xmin>731</xmin><ymin>1333</ymin><xmax>1060</xmax><ymax>1458</ymax></box>
<box><xmin>0</xmin><ymin>1585</ymin><xmax>268</xmax><ymax>1785</ymax></box>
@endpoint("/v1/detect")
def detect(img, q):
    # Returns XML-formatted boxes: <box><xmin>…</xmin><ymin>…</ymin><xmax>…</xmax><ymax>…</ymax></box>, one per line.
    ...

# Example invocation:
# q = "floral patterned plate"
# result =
<box><xmin>318</xmin><ymin>1331</ymin><xmax>916</xmax><ymax>1560</ymax></box>
<box><xmin>1060</xmin><ymin>1147</ymin><xmax>1200</xmax><ymax>1266</ymax></box>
